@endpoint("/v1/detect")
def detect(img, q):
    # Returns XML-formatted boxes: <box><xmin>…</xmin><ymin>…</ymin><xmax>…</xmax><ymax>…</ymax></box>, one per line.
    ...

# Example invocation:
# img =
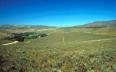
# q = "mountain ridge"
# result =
<box><xmin>0</xmin><ymin>24</ymin><xmax>55</xmax><ymax>30</ymax></box>
<box><xmin>0</xmin><ymin>20</ymin><xmax>116</xmax><ymax>29</ymax></box>
<box><xmin>76</xmin><ymin>20</ymin><xmax>116</xmax><ymax>28</ymax></box>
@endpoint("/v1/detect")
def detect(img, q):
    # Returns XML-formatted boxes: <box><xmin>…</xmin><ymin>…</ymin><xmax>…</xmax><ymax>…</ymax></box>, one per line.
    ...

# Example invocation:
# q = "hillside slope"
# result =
<box><xmin>0</xmin><ymin>24</ymin><xmax>55</xmax><ymax>30</ymax></box>
<box><xmin>75</xmin><ymin>20</ymin><xmax>116</xmax><ymax>28</ymax></box>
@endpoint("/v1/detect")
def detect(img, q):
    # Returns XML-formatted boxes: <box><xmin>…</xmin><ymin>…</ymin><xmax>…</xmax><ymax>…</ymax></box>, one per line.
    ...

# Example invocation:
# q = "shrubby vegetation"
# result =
<box><xmin>4</xmin><ymin>32</ymin><xmax>48</xmax><ymax>42</ymax></box>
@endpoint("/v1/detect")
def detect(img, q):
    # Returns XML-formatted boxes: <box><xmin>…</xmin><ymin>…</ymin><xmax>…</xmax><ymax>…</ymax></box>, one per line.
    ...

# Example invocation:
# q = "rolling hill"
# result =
<box><xmin>81</xmin><ymin>20</ymin><xmax>116</xmax><ymax>27</ymax></box>
<box><xmin>0</xmin><ymin>24</ymin><xmax>55</xmax><ymax>30</ymax></box>
<box><xmin>75</xmin><ymin>20</ymin><xmax>116</xmax><ymax>28</ymax></box>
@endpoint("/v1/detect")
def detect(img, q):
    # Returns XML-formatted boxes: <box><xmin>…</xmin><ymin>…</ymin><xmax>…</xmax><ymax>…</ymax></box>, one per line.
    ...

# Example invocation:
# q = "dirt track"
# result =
<box><xmin>2</xmin><ymin>41</ymin><xmax>19</xmax><ymax>46</ymax></box>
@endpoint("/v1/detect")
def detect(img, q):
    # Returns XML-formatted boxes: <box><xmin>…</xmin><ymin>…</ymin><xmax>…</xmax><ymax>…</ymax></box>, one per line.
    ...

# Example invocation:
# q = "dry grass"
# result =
<box><xmin>0</xmin><ymin>27</ymin><xmax>116</xmax><ymax>72</ymax></box>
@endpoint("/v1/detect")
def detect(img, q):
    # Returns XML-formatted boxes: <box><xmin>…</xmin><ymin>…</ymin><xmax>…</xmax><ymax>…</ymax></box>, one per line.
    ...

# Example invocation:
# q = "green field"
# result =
<box><xmin>0</xmin><ymin>27</ymin><xmax>116</xmax><ymax>72</ymax></box>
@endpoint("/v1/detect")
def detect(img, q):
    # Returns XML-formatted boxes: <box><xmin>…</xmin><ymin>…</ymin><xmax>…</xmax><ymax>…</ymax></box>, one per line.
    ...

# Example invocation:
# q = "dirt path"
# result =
<box><xmin>2</xmin><ymin>41</ymin><xmax>19</xmax><ymax>46</ymax></box>
<box><xmin>65</xmin><ymin>38</ymin><xmax>116</xmax><ymax>45</ymax></box>
<box><xmin>80</xmin><ymin>38</ymin><xmax>115</xmax><ymax>43</ymax></box>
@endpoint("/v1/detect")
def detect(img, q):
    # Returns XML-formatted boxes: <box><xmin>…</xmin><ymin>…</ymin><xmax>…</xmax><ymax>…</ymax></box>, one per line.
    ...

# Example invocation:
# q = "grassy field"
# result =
<box><xmin>0</xmin><ymin>27</ymin><xmax>116</xmax><ymax>72</ymax></box>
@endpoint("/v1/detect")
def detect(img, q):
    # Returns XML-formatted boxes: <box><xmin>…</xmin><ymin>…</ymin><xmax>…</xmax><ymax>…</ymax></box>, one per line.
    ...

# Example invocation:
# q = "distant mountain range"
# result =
<box><xmin>76</xmin><ymin>20</ymin><xmax>116</xmax><ymax>28</ymax></box>
<box><xmin>0</xmin><ymin>20</ymin><xmax>116</xmax><ymax>30</ymax></box>
<box><xmin>0</xmin><ymin>24</ymin><xmax>55</xmax><ymax>30</ymax></box>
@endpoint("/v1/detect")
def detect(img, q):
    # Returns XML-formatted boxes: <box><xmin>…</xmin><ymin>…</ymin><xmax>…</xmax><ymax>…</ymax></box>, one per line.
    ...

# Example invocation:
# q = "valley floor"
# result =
<box><xmin>0</xmin><ymin>27</ymin><xmax>116</xmax><ymax>72</ymax></box>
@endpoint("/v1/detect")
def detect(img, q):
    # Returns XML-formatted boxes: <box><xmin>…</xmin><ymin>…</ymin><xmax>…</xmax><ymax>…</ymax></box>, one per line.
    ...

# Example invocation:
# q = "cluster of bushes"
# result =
<box><xmin>4</xmin><ymin>32</ymin><xmax>48</xmax><ymax>42</ymax></box>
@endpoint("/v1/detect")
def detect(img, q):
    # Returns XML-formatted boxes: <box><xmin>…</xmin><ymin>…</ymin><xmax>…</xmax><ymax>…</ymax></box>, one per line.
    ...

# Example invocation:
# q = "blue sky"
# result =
<box><xmin>0</xmin><ymin>0</ymin><xmax>116</xmax><ymax>27</ymax></box>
